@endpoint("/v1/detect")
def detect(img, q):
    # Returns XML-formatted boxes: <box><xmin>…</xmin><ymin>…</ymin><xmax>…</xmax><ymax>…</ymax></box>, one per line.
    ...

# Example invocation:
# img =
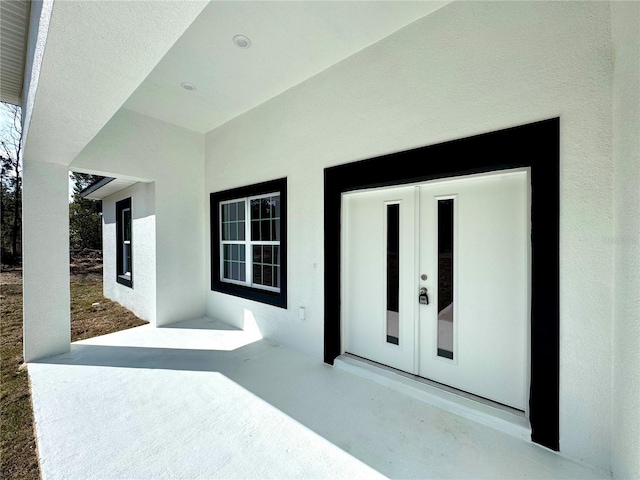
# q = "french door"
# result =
<box><xmin>342</xmin><ymin>169</ymin><xmax>529</xmax><ymax>410</ymax></box>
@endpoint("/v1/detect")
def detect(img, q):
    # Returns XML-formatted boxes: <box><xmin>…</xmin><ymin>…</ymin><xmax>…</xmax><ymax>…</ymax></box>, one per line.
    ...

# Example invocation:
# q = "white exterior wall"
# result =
<box><xmin>22</xmin><ymin>161</ymin><xmax>70</xmax><ymax>362</ymax></box>
<box><xmin>72</xmin><ymin>109</ymin><xmax>206</xmax><ymax>327</ymax></box>
<box><xmin>611</xmin><ymin>2</ymin><xmax>640</xmax><ymax>479</ymax></box>
<box><xmin>204</xmin><ymin>1</ymin><xmax>616</xmax><ymax>471</ymax></box>
<box><xmin>102</xmin><ymin>182</ymin><xmax>156</xmax><ymax>324</ymax></box>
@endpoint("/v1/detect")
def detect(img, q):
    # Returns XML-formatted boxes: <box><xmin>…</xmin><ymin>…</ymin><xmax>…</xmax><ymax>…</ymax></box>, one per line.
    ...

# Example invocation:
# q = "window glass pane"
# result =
<box><xmin>239</xmin><ymin>264</ymin><xmax>246</xmax><ymax>282</ymax></box>
<box><xmin>386</xmin><ymin>204</ymin><xmax>400</xmax><ymax>345</ymax></box>
<box><xmin>222</xmin><ymin>204</ymin><xmax>229</xmax><ymax>223</ymax></box>
<box><xmin>274</xmin><ymin>219</ymin><xmax>280</xmax><ymax>241</ymax></box>
<box><xmin>239</xmin><ymin>246</ymin><xmax>246</xmax><ymax>262</ymax></box>
<box><xmin>261</xmin><ymin>220</ymin><xmax>271</xmax><ymax>241</ymax></box>
<box><xmin>263</xmin><ymin>245</ymin><xmax>272</xmax><ymax>264</ymax></box>
<box><xmin>238</xmin><ymin>221</ymin><xmax>245</xmax><ymax>241</ymax></box>
<box><xmin>251</xmin><ymin>220</ymin><xmax>260</xmax><ymax>241</ymax></box>
<box><xmin>251</xmin><ymin>200</ymin><xmax>260</xmax><ymax>220</ymax></box>
<box><xmin>230</xmin><ymin>202</ymin><xmax>237</xmax><ymax>221</ymax></box>
<box><xmin>253</xmin><ymin>245</ymin><xmax>262</xmax><ymax>263</ymax></box>
<box><xmin>231</xmin><ymin>262</ymin><xmax>239</xmax><ymax>280</ymax></box>
<box><xmin>123</xmin><ymin>209</ymin><xmax>132</xmax><ymax>242</ymax></box>
<box><xmin>437</xmin><ymin>199</ymin><xmax>454</xmax><ymax>360</ymax></box>
<box><xmin>261</xmin><ymin>198</ymin><xmax>271</xmax><ymax>219</ymax></box>
<box><xmin>223</xmin><ymin>245</ymin><xmax>230</xmax><ymax>261</ymax></box>
<box><xmin>274</xmin><ymin>246</ymin><xmax>279</xmax><ymax>266</ymax></box>
<box><xmin>263</xmin><ymin>266</ymin><xmax>273</xmax><ymax>286</ymax></box>
<box><xmin>274</xmin><ymin>197</ymin><xmax>280</xmax><ymax>218</ymax></box>
<box><xmin>238</xmin><ymin>202</ymin><xmax>245</xmax><ymax>221</ymax></box>
<box><xmin>253</xmin><ymin>264</ymin><xmax>262</xmax><ymax>285</ymax></box>
<box><xmin>275</xmin><ymin>266</ymin><xmax>280</xmax><ymax>288</ymax></box>
<box><xmin>224</xmin><ymin>261</ymin><xmax>230</xmax><ymax>279</ymax></box>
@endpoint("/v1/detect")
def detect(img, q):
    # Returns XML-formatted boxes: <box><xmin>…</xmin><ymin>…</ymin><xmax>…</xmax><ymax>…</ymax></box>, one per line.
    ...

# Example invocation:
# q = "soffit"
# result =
<box><xmin>0</xmin><ymin>0</ymin><xmax>30</xmax><ymax>105</ymax></box>
<box><xmin>123</xmin><ymin>1</ymin><xmax>451</xmax><ymax>134</ymax></box>
<box><xmin>82</xmin><ymin>177</ymin><xmax>138</xmax><ymax>201</ymax></box>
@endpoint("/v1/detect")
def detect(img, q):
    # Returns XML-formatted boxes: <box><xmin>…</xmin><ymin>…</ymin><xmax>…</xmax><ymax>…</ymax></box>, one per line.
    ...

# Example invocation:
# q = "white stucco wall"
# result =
<box><xmin>204</xmin><ymin>1</ymin><xmax>616</xmax><ymax>471</ymax></box>
<box><xmin>611</xmin><ymin>2</ymin><xmax>640</xmax><ymax>479</ymax></box>
<box><xmin>102</xmin><ymin>182</ymin><xmax>156</xmax><ymax>324</ymax></box>
<box><xmin>72</xmin><ymin>109</ymin><xmax>206</xmax><ymax>327</ymax></box>
<box><xmin>22</xmin><ymin>161</ymin><xmax>70</xmax><ymax>362</ymax></box>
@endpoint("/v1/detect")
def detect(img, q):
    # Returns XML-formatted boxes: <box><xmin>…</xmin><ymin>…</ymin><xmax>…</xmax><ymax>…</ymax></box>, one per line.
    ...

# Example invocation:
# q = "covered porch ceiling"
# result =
<box><xmin>24</xmin><ymin>0</ymin><xmax>450</xmax><ymax>170</ymax></box>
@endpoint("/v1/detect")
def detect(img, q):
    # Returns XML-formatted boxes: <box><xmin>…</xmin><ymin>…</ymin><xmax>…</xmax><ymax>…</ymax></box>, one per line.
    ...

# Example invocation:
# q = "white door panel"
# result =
<box><xmin>342</xmin><ymin>186</ymin><xmax>416</xmax><ymax>373</ymax></box>
<box><xmin>418</xmin><ymin>172</ymin><xmax>528</xmax><ymax>409</ymax></box>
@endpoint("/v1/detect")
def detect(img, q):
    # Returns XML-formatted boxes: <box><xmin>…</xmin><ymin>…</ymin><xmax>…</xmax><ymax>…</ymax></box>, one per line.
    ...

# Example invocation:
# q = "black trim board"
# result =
<box><xmin>210</xmin><ymin>178</ymin><xmax>288</xmax><ymax>309</ymax></box>
<box><xmin>115</xmin><ymin>197</ymin><xmax>132</xmax><ymax>288</ymax></box>
<box><xmin>324</xmin><ymin>118</ymin><xmax>559</xmax><ymax>451</ymax></box>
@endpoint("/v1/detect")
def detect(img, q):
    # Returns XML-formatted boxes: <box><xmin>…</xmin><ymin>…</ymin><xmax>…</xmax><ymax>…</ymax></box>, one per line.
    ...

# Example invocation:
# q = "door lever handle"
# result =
<box><xmin>419</xmin><ymin>287</ymin><xmax>429</xmax><ymax>305</ymax></box>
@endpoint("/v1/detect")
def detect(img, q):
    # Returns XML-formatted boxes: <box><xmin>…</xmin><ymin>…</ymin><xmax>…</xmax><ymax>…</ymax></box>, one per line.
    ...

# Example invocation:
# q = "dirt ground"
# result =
<box><xmin>1</xmin><ymin>251</ymin><xmax>148</xmax><ymax>479</ymax></box>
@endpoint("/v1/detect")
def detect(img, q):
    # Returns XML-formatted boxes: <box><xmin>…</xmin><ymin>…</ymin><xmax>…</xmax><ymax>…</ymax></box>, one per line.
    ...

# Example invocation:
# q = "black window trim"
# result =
<box><xmin>211</xmin><ymin>178</ymin><xmax>287</xmax><ymax>308</ymax></box>
<box><xmin>116</xmin><ymin>197</ymin><xmax>133</xmax><ymax>288</ymax></box>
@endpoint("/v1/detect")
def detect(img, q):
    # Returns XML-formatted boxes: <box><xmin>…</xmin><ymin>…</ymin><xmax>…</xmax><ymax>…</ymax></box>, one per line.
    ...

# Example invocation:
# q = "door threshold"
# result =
<box><xmin>334</xmin><ymin>353</ymin><xmax>531</xmax><ymax>441</ymax></box>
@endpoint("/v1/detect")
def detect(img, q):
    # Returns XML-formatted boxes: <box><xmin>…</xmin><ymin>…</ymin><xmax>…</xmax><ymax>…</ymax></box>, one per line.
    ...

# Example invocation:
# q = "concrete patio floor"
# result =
<box><xmin>28</xmin><ymin>317</ymin><xmax>609</xmax><ymax>480</ymax></box>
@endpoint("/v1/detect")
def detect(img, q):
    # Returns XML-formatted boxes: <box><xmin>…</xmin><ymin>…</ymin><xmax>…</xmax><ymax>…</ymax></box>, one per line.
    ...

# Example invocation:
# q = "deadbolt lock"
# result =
<box><xmin>419</xmin><ymin>287</ymin><xmax>429</xmax><ymax>305</ymax></box>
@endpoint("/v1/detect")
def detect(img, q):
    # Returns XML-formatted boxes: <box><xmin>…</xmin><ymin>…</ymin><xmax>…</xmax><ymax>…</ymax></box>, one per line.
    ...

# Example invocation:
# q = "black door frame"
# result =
<box><xmin>324</xmin><ymin>118</ymin><xmax>559</xmax><ymax>451</ymax></box>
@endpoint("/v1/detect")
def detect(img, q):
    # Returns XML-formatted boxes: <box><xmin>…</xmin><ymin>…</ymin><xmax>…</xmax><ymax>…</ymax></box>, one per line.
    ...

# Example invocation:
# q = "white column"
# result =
<box><xmin>23</xmin><ymin>161</ymin><xmax>70</xmax><ymax>362</ymax></box>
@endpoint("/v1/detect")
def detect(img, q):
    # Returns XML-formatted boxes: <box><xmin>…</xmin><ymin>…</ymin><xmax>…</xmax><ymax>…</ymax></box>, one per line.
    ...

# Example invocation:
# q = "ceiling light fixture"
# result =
<box><xmin>181</xmin><ymin>82</ymin><xmax>196</xmax><ymax>91</ymax></box>
<box><xmin>233</xmin><ymin>35</ymin><xmax>251</xmax><ymax>49</ymax></box>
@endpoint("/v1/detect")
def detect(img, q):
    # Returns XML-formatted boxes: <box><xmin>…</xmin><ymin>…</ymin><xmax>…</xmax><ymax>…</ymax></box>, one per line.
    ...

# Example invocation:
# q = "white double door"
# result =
<box><xmin>342</xmin><ymin>170</ymin><xmax>529</xmax><ymax>410</ymax></box>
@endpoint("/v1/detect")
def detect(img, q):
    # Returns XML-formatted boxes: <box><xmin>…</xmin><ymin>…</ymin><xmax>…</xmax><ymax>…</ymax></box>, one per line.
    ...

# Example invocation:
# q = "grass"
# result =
<box><xmin>1</xmin><ymin>264</ymin><xmax>147</xmax><ymax>479</ymax></box>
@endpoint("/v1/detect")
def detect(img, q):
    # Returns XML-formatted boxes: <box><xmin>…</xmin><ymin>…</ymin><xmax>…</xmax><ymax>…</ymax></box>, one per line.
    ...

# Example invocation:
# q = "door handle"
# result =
<box><xmin>419</xmin><ymin>287</ymin><xmax>429</xmax><ymax>305</ymax></box>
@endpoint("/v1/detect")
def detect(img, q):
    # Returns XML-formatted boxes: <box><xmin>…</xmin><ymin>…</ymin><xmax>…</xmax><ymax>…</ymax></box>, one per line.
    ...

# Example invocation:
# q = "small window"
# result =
<box><xmin>116</xmin><ymin>198</ymin><xmax>133</xmax><ymax>288</ymax></box>
<box><xmin>211</xmin><ymin>179</ymin><xmax>287</xmax><ymax>308</ymax></box>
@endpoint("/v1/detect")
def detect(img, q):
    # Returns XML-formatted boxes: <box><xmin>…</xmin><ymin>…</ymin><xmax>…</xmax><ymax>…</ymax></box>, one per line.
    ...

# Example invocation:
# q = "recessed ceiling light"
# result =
<box><xmin>233</xmin><ymin>35</ymin><xmax>251</xmax><ymax>49</ymax></box>
<box><xmin>181</xmin><ymin>82</ymin><xmax>196</xmax><ymax>91</ymax></box>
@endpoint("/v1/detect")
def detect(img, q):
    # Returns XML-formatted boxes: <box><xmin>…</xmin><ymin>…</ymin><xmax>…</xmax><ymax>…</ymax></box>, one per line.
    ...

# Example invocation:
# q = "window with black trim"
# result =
<box><xmin>211</xmin><ymin>178</ymin><xmax>287</xmax><ymax>308</ymax></box>
<box><xmin>116</xmin><ymin>197</ymin><xmax>132</xmax><ymax>288</ymax></box>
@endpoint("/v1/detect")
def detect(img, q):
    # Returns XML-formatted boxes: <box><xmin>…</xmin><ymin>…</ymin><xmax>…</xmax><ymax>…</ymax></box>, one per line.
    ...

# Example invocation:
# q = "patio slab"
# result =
<box><xmin>28</xmin><ymin>317</ymin><xmax>609</xmax><ymax>479</ymax></box>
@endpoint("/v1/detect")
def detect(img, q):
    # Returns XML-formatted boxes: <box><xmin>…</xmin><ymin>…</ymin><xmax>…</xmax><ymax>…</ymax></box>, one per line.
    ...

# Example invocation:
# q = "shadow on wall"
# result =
<box><xmin>101</xmin><ymin>182</ymin><xmax>156</xmax><ymax>226</ymax></box>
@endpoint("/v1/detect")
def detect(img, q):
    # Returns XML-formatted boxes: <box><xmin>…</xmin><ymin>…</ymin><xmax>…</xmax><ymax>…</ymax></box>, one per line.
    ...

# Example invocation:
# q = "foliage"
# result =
<box><xmin>1</xmin><ymin>102</ymin><xmax>104</xmax><ymax>258</ymax></box>
<box><xmin>0</xmin><ymin>103</ymin><xmax>22</xmax><ymax>265</ymax></box>
<box><xmin>69</xmin><ymin>173</ymin><xmax>104</xmax><ymax>251</ymax></box>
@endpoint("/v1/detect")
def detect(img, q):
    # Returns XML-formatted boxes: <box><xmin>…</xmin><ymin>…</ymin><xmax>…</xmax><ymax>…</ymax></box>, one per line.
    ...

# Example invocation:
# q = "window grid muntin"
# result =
<box><xmin>252</xmin><ymin>244</ymin><xmax>281</xmax><ymax>289</ymax></box>
<box><xmin>220</xmin><ymin>192</ymin><xmax>281</xmax><ymax>292</ymax></box>
<box><xmin>250</xmin><ymin>193</ymin><xmax>281</xmax><ymax>242</ymax></box>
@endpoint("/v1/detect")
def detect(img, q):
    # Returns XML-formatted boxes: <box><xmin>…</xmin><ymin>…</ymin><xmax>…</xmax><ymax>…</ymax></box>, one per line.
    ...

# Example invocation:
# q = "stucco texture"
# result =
<box><xmin>72</xmin><ymin>109</ymin><xmax>206</xmax><ymax>327</ymax></box>
<box><xmin>102</xmin><ymin>182</ymin><xmax>156</xmax><ymax>324</ymax></box>
<box><xmin>611</xmin><ymin>2</ymin><xmax>640</xmax><ymax>479</ymax></box>
<box><xmin>22</xmin><ymin>161</ymin><xmax>71</xmax><ymax>362</ymax></box>
<box><xmin>204</xmin><ymin>1</ymin><xmax>616</xmax><ymax>471</ymax></box>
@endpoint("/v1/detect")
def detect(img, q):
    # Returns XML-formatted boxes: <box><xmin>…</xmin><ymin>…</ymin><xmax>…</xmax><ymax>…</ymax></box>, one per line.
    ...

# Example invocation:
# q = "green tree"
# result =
<box><xmin>69</xmin><ymin>173</ymin><xmax>104</xmax><ymax>250</ymax></box>
<box><xmin>0</xmin><ymin>103</ymin><xmax>22</xmax><ymax>265</ymax></box>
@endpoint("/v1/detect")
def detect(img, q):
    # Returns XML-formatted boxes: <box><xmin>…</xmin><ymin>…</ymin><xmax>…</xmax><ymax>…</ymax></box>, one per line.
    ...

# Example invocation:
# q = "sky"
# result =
<box><xmin>0</xmin><ymin>103</ymin><xmax>15</xmax><ymax>141</ymax></box>
<box><xmin>1</xmin><ymin>101</ymin><xmax>75</xmax><ymax>201</ymax></box>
